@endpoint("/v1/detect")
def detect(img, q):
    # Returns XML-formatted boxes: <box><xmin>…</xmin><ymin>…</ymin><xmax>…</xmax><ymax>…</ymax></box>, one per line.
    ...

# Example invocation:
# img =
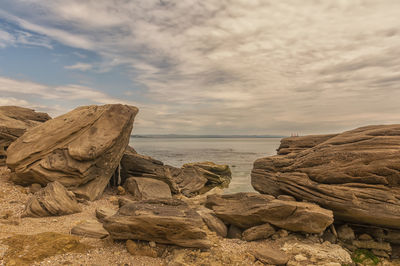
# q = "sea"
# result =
<box><xmin>129</xmin><ymin>137</ymin><xmax>282</xmax><ymax>193</ymax></box>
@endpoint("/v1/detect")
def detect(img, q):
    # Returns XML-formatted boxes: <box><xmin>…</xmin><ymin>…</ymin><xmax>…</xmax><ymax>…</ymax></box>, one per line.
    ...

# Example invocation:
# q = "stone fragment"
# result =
<box><xmin>22</xmin><ymin>181</ymin><xmax>81</xmax><ymax>217</ymax></box>
<box><xmin>196</xmin><ymin>206</ymin><xmax>227</xmax><ymax>237</ymax></box>
<box><xmin>251</xmin><ymin>245</ymin><xmax>289</xmax><ymax>265</ymax></box>
<box><xmin>71</xmin><ymin>220</ymin><xmax>109</xmax><ymax>239</ymax></box>
<box><xmin>125</xmin><ymin>240</ymin><xmax>158</xmax><ymax>258</ymax></box>
<box><xmin>28</xmin><ymin>183</ymin><xmax>42</xmax><ymax>194</ymax></box>
<box><xmin>95</xmin><ymin>206</ymin><xmax>116</xmax><ymax>221</ymax></box>
<box><xmin>6</xmin><ymin>104</ymin><xmax>138</xmax><ymax>201</ymax></box>
<box><xmin>103</xmin><ymin>199</ymin><xmax>211</xmax><ymax>248</ymax></box>
<box><xmin>352</xmin><ymin>240</ymin><xmax>391</xmax><ymax>252</ymax></box>
<box><xmin>337</xmin><ymin>224</ymin><xmax>355</xmax><ymax>242</ymax></box>
<box><xmin>242</xmin><ymin>223</ymin><xmax>275</xmax><ymax>241</ymax></box>
<box><xmin>227</xmin><ymin>224</ymin><xmax>242</xmax><ymax>239</ymax></box>
<box><xmin>124</xmin><ymin>177</ymin><xmax>172</xmax><ymax>200</ymax></box>
<box><xmin>206</xmin><ymin>192</ymin><xmax>333</xmax><ymax>233</ymax></box>
<box><xmin>359</xmin><ymin>233</ymin><xmax>373</xmax><ymax>241</ymax></box>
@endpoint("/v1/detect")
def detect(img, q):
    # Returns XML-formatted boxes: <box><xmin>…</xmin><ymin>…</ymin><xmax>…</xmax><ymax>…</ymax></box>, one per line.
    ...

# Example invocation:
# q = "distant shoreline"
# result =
<box><xmin>131</xmin><ymin>134</ymin><xmax>285</xmax><ymax>139</ymax></box>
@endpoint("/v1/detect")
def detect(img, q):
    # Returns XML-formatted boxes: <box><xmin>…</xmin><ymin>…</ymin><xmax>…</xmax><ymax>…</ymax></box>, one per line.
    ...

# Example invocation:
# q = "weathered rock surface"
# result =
<box><xmin>103</xmin><ymin>199</ymin><xmax>211</xmax><ymax>248</ymax></box>
<box><xmin>22</xmin><ymin>181</ymin><xmax>81</xmax><ymax>217</ymax></box>
<box><xmin>0</xmin><ymin>106</ymin><xmax>50</xmax><ymax>166</ymax></box>
<box><xmin>242</xmin><ymin>223</ymin><xmax>276</xmax><ymax>241</ymax></box>
<box><xmin>71</xmin><ymin>220</ymin><xmax>109</xmax><ymax>239</ymax></box>
<box><xmin>251</xmin><ymin>245</ymin><xmax>289</xmax><ymax>265</ymax></box>
<box><xmin>124</xmin><ymin>177</ymin><xmax>172</xmax><ymax>200</ymax></box>
<box><xmin>252</xmin><ymin>125</ymin><xmax>400</xmax><ymax>229</ymax></box>
<box><xmin>6</xmin><ymin>104</ymin><xmax>138</xmax><ymax>201</ymax></box>
<box><xmin>196</xmin><ymin>206</ymin><xmax>228</xmax><ymax>237</ymax></box>
<box><xmin>121</xmin><ymin>148</ymin><xmax>231</xmax><ymax>197</ymax></box>
<box><xmin>206</xmin><ymin>192</ymin><xmax>333</xmax><ymax>233</ymax></box>
<box><xmin>126</xmin><ymin>239</ymin><xmax>158</xmax><ymax>258</ymax></box>
<box><xmin>95</xmin><ymin>206</ymin><xmax>116</xmax><ymax>221</ymax></box>
<box><xmin>0</xmin><ymin>232</ymin><xmax>89</xmax><ymax>265</ymax></box>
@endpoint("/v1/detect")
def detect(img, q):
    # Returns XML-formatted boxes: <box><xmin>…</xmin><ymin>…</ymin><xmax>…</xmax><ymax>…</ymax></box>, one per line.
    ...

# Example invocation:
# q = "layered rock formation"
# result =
<box><xmin>23</xmin><ymin>181</ymin><xmax>81</xmax><ymax>217</ymax></box>
<box><xmin>205</xmin><ymin>192</ymin><xmax>333</xmax><ymax>233</ymax></box>
<box><xmin>252</xmin><ymin>125</ymin><xmax>400</xmax><ymax>229</ymax></box>
<box><xmin>6</xmin><ymin>104</ymin><xmax>138</xmax><ymax>200</ymax></box>
<box><xmin>120</xmin><ymin>148</ymin><xmax>231</xmax><ymax>197</ymax></box>
<box><xmin>102</xmin><ymin>199</ymin><xmax>211</xmax><ymax>248</ymax></box>
<box><xmin>0</xmin><ymin>106</ymin><xmax>51</xmax><ymax>165</ymax></box>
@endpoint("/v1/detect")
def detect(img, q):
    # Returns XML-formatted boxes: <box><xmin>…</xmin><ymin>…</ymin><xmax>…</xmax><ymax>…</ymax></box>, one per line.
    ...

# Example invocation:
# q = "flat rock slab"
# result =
<box><xmin>124</xmin><ymin>177</ymin><xmax>172</xmax><ymax>200</ymax></box>
<box><xmin>251</xmin><ymin>125</ymin><xmax>400</xmax><ymax>229</ymax></box>
<box><xmin>71</xmin><ymin>220</ymin><xmax>109</xmax><ymax>239</ymax></box>
<box><xmin>0</xmin><ymin>106</ymin><xmax>50</xmax><ymax>166</ymax></box>
<box><xmin>103</xmin><ymin>199</ymin><xmax>211</xmax><ymax>248</ymax></box>
<box><xmin>6</xmin><ymin>104</ymin><xmax>138</xmax><ymax>201</ymax></box>
<box><xmin>196</xmin><ymin>206</ymin><xmax>227</xmax><ymax>238</ymax></box>
<box><xmin>251</xmin><ymin>245</ymin><xmax>289</xmax><ymax>265</ymax></box>
<box><xmin>0</xmin><ymin>232</ymin><xmax>89</xmax><ymax>265</ymax></box>
<box><xmin>22</xmin><ymin>181</ymin><xmax>81</xmax><ymax>217</ymax></box>
<box><xmin>206</xmin><ymin>192</ymin><xmax>333</xmax><ymax>233</ymax></box>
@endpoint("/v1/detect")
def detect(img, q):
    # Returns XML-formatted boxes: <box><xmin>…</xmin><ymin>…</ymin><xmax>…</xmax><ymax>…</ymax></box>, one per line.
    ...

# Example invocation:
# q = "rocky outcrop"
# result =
<box><xmin>124</xmin><ymin>177</ymin><xmax>172</xmax><ymax>200</ymax></box>
<box><xmin>6</xmin><ymin>104</ymin><xmax>138</xmax><ymax>201</ymax></box>
<box><xmin>0</xmin><ymin>106</ymin><xmax>50</xmax><ymax>166</ymax></box>
<box><xmin>120</xmin><ymin>148</ymin><xmax>231</xmax><ymax>197</ymax></box>
<box><xmin>102</xmin><ymin>199</ymin><xmax>211</xmax><ymax>248</ymax></box>
<box><xmin>22</xmin><ymin>181</ymin><xmax>81</xmax><ymax>217</ymax></box>
<box><xmin>205</xmin><ymin>192</ymin><xmax>333</xmax><ymax>233</ymax></box>
<box><xmin>251</xmin><ymin>125</ymin><xmax>400</xmax><ymax>229</ymax></box>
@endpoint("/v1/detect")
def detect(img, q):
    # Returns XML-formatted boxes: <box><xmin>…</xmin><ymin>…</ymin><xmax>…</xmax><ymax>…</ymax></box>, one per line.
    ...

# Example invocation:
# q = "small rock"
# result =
<box><xmin>109</xmin><ymin>196</ymin><xmax>119</xmax><ymax>205</ymax></box>
<box><xmin>126</xmin><ymin>240</ymin><xmax>158</xmax><ymax>258</ymax></box>
<box><xmin>117</xmin><ymin>186</ymin><xmax>126</xmax><ymax>195</ymax></box>
<box><xmin>372</xmin><ymin>249</ymin><xmax>389</xmax><ymax>258</ymax></box>
<box><xmin>358</xmin><ymin>233</ymin><xmax>373</xmax><ymax>241</ymax></box>
<box><xmin>196</xmin><ymin>206</ymin><xmax>227</xmax><ymax>238</ymax></box>
<box><xmin>337</xmin><ymin>224</ymin><xmax>355</xmax><ymax>242</ymax></box>
<box><xmin>352</xmin><ymin>240</ymin><xmax>391</xmax><ymax>252</ymax></box>
<box><xmin>149</xmin><ymin>241</ymin><xmax>156</xmax><ymax>248</ymax></box>
<box><xmin>322</xmin><ymin>230</ymin><xmax>337</xmax><ymax>244</ymax></box>
<box><xmin>227</xmin><ymin>224</ymin><xmax>242</xmax><ymax>239</ymax></box>
<box><xmin>294</xmin><ymin>254</ymin><xmax>307</xmax><ymax>261</ymax></box>
<box><xmin>95</xmin><ymin>207</ymin><xmax>116</xmax><ymax>222</ymax></box>
<box><xmin>242</xmin><ymin>223</ymin><xmax>275</xmax><ymax>241</ymax></box>
<box><xmin>71</xmin><ymin>220</ymin><xmax>109</xmax><ymax>239</ymax></box>
<box><xmin>29</xmin><ymin>183</ymin><xmax>42</xmax><ymax>194</ymax></box>
<box><xmin>252</xmin><ymin>245</ymin><xmax>289</xmax><ymax>265</ymax></box>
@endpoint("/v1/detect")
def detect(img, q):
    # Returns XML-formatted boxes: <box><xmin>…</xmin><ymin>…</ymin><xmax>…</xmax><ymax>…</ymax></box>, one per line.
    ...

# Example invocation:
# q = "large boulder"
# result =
<box><xmin>22</xmin><ymin>181</ymin><xmax>81</xmax><ymax>217</ymax></box>
<box><xmin>6</xmin><ymin>104</ymin><xmax>138</xmax><ymax>201</ymax></box>
<box><xmin>205</xmin><ymin>192</ymin><xmax>333</xmax><ymax>233</ymax></box>
<box><xmin>102</xmin><ymin>199</ymin><xmax>211</xmax><ymax>248</ymax></box>
<box><xmin>251</xmin><ymin>125</ymin><xmax>400</xmax><ymax>229</ymax></box>
<box><xmin>0</xmin><ymin>106</ymin><xmax>50</xmax><ymax>165</ymax></box>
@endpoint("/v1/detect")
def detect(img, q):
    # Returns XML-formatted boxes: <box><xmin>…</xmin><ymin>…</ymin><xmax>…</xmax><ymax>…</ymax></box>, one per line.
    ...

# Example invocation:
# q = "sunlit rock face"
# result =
<box><xmin>6</xmin><ymin>104</ymin><xmax>138</xmax><ymax>201</ymax></box>
<box><xmin>252</xmin><ymin>124</ymin><xmax>400</xmax><ymax>229</ymax></box>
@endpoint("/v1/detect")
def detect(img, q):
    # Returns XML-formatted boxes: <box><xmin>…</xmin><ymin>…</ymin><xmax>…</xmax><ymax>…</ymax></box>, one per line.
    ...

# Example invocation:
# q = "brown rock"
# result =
<box><xmin>6</xmin><ymin>104</ymin><xmax>138</xmax><ymax>201</ymax></box>
<box><xmin>71</xmin><ymin>220</ymin><xmax>109</xmax><ymax>239</ymax></box>
<box><xmin>126</xmin><ymin>240</ymin><xmax>158</xmax><ymax>258</ymax></box>
<box><xmin>22</xmin><ymin>181</ymin><xmax>81</xmax><ymax>217</ymax></box>
<box><xmin>242</xmin><ymin>223</ymin><xmax>275</xmax><ymax>241</ymax></box>
<box><xmin>124</xmin><ymin>177</ymin><xmax>172</xmax><ymax>200</ymax></box>
<box><xmin>0</xmin><ymin>106</ymin><xmax>51</xmax><ymax>166</ymax></box>
<box><xmin>28</xmin><ymin>183</ymin><xmax>42</xmax><ymax>194</ymax></box>
<box><xmin>337</xmin><ymin>224</ymin><xmax>355</xmax><ymax>242</ymax></box>
<box><xmin>95</xmin><ymin>206</ymin><xmax>116</xmax><ymax>221</ymax></box>
<box><xmin>277</xmin><ymin>195</ymin><xmax>296</xmax><ymax>201</ymax></box>
<box><xmin>251</xmin><ymin>125</ymin><xmax>400</xmax><ymax>229</ymax></box>
<box><xmin>352</xmin><ymin>240</ymin><xmax>391</xmax><ymax>252</ymax></box>
<box><xmin>206</xmin><ymin>192</ymin><xmax>333</xmax><ymax>233</ymax></box>
<box><xmin>358</xmin><ymin>233</ymin><xmax>373</xmax><ymax>241</ymax></box>
<box><xmin>251</xmin><ymin>245</ymin><xmax>289</xmax><ymax>265</ymax></box>
<box><xmin>103</xmin><ymin>199</ymin><xmax>211</xmax><ymax>248</ymax></box>
<box><xmin>196</xmin><ymin>206</ymin><xmax>227</xmax><ymax>237</ymax></box>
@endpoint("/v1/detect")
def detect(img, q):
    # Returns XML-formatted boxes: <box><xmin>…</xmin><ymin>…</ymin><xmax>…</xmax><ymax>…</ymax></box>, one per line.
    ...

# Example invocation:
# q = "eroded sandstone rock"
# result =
<box><xmin>124</xmin><ymin>177</ymin><xmax>172</xmax><ymax>200</ymax></box>
<box><xmin>103</xmin><ymin>199</ymin><xmax>211</xmax><ymax>248</ymax></box>
<box><xmin>22</xmin><ymin>181</ymin><xmax>81</xmax><ymax>217</ymax></box>
<box><xmin>71</xmin><ymin>220</ymin><xmax>109</xmax><ymax>239</ymax></box>
<box><xmin>6</xmin><ymin>104</ymin><xmax>138</xmax><ymax>200</ymax></box>
<box><xmin>206</xmin><ymin>192</ymin><xmax>333</xmax><ymax>233</ymax></box>
<box><xmin>252</xmin><ymin>125</ymin><xmax>400</xmax><ymax>229</ymax></box>
<box><xmin>0</xmin><ymin>106</ymin><xmax>50</xmax><ymax>166</ymax></box>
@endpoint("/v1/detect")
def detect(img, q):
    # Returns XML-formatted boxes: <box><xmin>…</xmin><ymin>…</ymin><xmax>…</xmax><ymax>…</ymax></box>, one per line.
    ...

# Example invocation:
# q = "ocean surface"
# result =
<box><xmin>129</xmin><ymin>137</ymin><xmax>282</xmax><ymax>193</ymax></box>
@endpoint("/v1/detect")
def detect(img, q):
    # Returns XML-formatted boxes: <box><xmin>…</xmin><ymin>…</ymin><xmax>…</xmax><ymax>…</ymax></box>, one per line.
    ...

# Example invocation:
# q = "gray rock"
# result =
<box><xmin>242</xmin><ymin>223</ymin><xmax>275</xmax><ymax>241</ymax></box>
<box><xmin>206</xmin><ymin>192</ymin><xmax>333</xmax><ymax>233</ymax></box>
<box><xmin>103</xmin><ymin>198</ymin><xmax>211</xmax><ymax>248</ymax></box>
<box><xmin>22</xmin><ymin>181</ymin><xmax>81</xmax><ymax>217</ymax></box>
<box><xmin>124</xmin><ymin>177</ymin><xmax>172</xmax><ymax>200</ymax></box>
<box><xmin>71</xmin><ymin>220</ymin><xmax>109</xmax><ymax>239</ymax></box>
<box><xmin>6</xmin><ymin>104</ymin><xmax>138</xmax><ymax>201</ymax></box>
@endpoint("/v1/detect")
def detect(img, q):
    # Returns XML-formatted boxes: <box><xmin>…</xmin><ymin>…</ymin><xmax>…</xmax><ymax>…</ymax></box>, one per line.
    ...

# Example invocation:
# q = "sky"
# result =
<box><xmin>0</xmin><ymin>0</ymin><xmax>400</xmax><ymax>135</ymax></box>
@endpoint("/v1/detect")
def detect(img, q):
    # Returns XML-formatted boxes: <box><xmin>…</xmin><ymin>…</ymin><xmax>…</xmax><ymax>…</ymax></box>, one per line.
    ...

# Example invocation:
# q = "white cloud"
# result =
<box><xmin>0</xmin><ymin>97</ymin><xmax>29</xmax><ymax>106</ymax></box>
<box><xmin>1</xmin><ymin>1</ymin><xmax>400</xmax><ymax>134</ymax></box>
<box><xmin>64</xmin><ymin>62</ymin><xmax>92</xmax><ymax>71</ymax></box>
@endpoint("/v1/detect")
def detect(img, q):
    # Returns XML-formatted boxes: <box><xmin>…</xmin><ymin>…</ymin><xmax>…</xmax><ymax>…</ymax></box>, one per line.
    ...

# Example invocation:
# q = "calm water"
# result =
<box><xmin>129</xmin><ymin>138</ymin><xmax>281</xmax><ymax>193</ymax></box>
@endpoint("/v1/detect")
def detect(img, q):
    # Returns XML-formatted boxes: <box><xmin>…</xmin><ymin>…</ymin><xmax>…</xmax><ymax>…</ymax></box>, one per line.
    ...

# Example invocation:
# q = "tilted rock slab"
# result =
<box><xmin>6</xmin><ymin>104</ymin><xmax>138</xmax><ymax>200</ymax></box>
<box><xmin>205</xmin><ymin>192</ymin><xmax>333</xmax><ymax>233</ymax></box>
<box><xmin>22</xmin><ymin>181</ymin><xmax>81</xmax><ymax>217</ymax></box>
<box><xmin>124</xmin><ymin>176</ymin><xmax>172</xmax><ymax>200</ymax></box>
<box><xmin>102</xmin><ymin>199</ymin><xmax>212</xmax><ymax>248</ymax></box>
<box><xmin>252</xmin><ymin>125</ymin><xmax>400</xmax><ymax>229</ymax></box>
<box><xmin>0</xmin><ymin>106</ymin><xmax>50</xmax><ymax>165</ymax></box>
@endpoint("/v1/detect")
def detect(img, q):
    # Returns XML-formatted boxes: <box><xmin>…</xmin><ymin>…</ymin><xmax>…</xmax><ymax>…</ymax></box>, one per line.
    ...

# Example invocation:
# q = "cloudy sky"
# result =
<box><xmin>0</xmin><ymin>0</ymin><xmax>400</xmax><ymax>135</ymax></box>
